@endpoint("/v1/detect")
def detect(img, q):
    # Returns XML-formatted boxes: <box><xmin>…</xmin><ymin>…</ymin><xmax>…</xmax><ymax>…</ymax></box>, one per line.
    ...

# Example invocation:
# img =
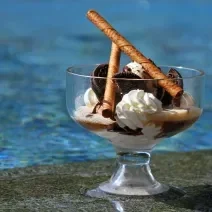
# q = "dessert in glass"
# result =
<box><xmin>66</xmin><ymin>10</ymin><xmax>204</xmax><ymax>196</ymax></box>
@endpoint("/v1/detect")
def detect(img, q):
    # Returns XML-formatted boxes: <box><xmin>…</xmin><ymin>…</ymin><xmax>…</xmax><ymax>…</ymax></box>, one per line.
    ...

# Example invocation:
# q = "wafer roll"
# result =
<box><xmin>87</xmin><ymin>10</ymin><xmax>183</xmax><ymax>98</ymax></box>
<box><xmin>101</xmin><ymin>42</ymin><xmax>121</xmax><ymax>118</ymax></box>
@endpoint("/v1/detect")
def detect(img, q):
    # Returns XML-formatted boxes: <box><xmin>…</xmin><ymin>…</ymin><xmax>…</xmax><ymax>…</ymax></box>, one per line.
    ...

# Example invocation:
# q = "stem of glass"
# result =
<box><xmin>99</xmin><ymin>148</ymin><xmax>168</xmax><ymax>195</ymax></box>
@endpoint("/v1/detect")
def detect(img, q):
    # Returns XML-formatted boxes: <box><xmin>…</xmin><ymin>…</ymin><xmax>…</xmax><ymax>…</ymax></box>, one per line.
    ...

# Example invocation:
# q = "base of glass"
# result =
<box><xmin>93</xmin><ymin>150</ymin><xmax>171</xmax><ymax>196</ymax></box>
<box><xmin>99</xmin><ymin>181</ymin><xmax>169</xmax><ymax>196</ymax></box>
<box><xmin>86</xmin><ymin>185</ymin><xmax>185</xmax><ymax>199</ymax></box>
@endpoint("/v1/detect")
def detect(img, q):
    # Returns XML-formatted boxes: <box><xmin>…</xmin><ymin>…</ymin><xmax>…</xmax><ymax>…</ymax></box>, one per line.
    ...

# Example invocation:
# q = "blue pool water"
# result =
<box><xmin>0</xmin><ymin>0</ymin><xmax>212</xmax><ymax>169</ymax></box>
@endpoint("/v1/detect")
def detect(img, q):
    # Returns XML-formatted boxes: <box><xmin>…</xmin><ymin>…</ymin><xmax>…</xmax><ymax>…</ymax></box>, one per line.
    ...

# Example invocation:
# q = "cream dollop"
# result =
<box><xmin>125</xmin><ymin>61</ymin><xmax>145</xmax><ymax>78</ymax></box>
<box><xmin>83</xmin><ymin>88</ymin><xmax>99</xmax><ymax>107</ymax></box>
<box><xmin>115</xmin><ymin>90</ymin><xmax>162</xmax><ymax>130</ymax></box>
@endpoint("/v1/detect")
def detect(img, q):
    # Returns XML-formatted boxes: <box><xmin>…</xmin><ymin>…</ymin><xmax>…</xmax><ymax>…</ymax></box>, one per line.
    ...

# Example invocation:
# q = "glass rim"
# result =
<box><xmin>66</xmin><ymin>64</ymin><xmax>205</xmax><ymax>81</ymax></box>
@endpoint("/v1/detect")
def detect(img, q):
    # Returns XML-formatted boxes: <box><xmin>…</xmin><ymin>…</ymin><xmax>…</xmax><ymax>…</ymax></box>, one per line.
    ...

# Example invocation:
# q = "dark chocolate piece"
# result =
<box><xmin>91</xmin><ymin>64</ymin><xmax>109</xmax><ymax>101</ymax></box>
<box><xmin>113</xmin><ymin>72</ymin><xmax>145</xmax><ymax>96</ymax></box>
<box><xmin>167</xmin><ymin>68</ymin><xmax>183</xmax><ymax>88</ymax></box>
<box><xmin>91</xmin><ymin>64</ymin><xmax>122</xmax><ymax>109</ymax></box>
<box><xmin>161</xmin><ymin>68</ymin><xmax>184</xmax><ymax>107</ymax></box>
<box><xmin>122</xmin><ymin>63</ymin><xmax>165</xmax><ymax>100</ymax></box>
<box><xmin>142</xmin><ymin>71</ymin><xmax>165</xmax><ymax>100</ymax></box>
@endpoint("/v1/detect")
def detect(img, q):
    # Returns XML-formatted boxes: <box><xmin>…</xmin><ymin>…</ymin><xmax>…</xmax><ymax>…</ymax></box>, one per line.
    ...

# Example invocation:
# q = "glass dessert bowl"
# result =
<box><xmin>66</xmin><ymin>63</ymin><xmax>204</xmax><ymax>196</ymax></box>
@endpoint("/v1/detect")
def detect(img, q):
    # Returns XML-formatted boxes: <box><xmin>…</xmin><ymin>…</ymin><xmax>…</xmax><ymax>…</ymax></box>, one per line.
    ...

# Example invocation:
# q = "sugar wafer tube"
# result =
<box><xmin>86</xmin><ymin>10</ymin><xmax>183</xmax><ymax>98</ymax></box>
<box><xmin>101</xmin><ymin>42</ymin><xmax>121</xmax><ymax>118</ymax></box>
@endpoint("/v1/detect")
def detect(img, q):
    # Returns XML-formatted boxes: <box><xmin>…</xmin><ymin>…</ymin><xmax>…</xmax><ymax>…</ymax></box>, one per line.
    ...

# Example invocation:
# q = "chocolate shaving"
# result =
<box><xmin>92</xmin><ymin>102</ymin><xmax>102</xmax><ymax>114</ymax></box>
<box><xmin>107</xmin><ymin>123</ymin><xmax>143</xmax><ymax>136</ymax></box>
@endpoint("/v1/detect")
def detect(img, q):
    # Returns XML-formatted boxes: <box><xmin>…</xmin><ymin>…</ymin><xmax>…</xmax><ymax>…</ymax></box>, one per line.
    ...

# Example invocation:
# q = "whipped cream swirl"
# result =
<box><xmin>83</xmin><ymin>88</ymin><xmax>99</xmax><ymax>107</ymax></box>
<box><xmin>115</xmin><ymin>89</ymin><xmax>162</xmax><ymax>130</ymax></box>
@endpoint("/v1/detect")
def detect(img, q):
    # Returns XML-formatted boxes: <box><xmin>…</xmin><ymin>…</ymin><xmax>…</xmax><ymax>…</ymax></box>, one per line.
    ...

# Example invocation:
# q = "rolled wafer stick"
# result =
<box><xmin>101</xmin><ymin>42</ymin><xmax>121</xmax><ymax>118</ymax></box>
<box><xmin>87</xmin><ymin>10</ymin><xmax>183</xmax><ymax>98</ymax></box>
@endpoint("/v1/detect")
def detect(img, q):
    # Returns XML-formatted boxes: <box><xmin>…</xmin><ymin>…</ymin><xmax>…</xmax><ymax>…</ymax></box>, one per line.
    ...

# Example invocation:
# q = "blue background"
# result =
<box><xmin>0</xmin><ymin>0</ymin><xmax>212</xmax><ymax>169</ymax></box>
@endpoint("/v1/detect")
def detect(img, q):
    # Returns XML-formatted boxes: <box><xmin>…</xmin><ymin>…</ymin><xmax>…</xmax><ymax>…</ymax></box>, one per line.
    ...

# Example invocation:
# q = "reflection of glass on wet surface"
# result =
<box><xmin>86</xmin><ymin>186</ymin><xmax>186</xmax><ymax>211</ymax></box>
<box><xmin>112</xmin><ymin>201</ymin><xmax>125</xmax><ymax>212</ymax></box>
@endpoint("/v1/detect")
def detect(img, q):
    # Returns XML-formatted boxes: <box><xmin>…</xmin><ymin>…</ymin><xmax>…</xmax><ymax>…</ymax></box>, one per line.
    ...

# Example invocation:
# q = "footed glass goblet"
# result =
<box><xmin>66</xmin><ymin>64</ymin><xmax>204</xmax><ymax>196</ymax></box>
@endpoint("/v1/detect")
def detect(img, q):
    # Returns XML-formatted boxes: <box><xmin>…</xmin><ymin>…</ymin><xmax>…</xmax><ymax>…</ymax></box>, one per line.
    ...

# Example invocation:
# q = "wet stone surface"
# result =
<box><xmin>0</xmin><ymin>151</ymin><xmax>212</xmax><ymax>212</ymax></box>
